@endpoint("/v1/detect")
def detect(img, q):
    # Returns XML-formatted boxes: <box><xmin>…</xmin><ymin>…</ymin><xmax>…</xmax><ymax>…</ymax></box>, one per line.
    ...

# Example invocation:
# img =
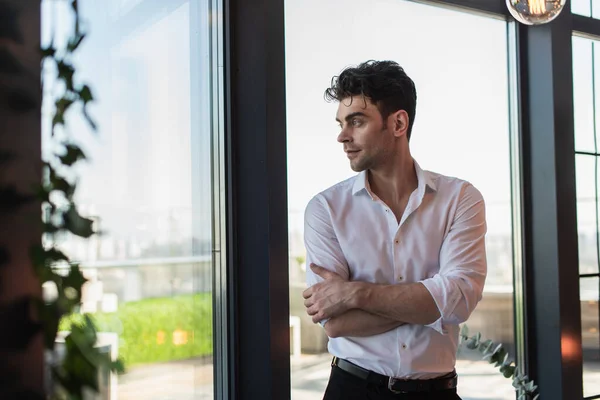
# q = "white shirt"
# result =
<box><xmin>304</xmin><ymin>160</ymin><xmax>487</xmax><ymax>379</ymax></box>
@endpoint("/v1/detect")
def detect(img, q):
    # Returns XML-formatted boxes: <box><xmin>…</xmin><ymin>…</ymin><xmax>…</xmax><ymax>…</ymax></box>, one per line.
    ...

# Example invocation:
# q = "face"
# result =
<box><xmin>336</xmin><ymin>96</ymin><xmax>400</xmax><ymax>172</ymax></box>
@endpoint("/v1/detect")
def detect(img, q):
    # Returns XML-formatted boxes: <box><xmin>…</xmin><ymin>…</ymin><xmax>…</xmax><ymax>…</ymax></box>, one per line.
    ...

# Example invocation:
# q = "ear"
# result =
<box><xmin>389</xmin><ymin>110</ymin><xmax>409</xmax><ymax>138</ymax></box>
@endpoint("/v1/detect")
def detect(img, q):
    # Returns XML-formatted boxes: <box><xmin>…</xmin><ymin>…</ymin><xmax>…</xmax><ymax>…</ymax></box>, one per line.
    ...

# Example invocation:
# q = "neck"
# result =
<box><xmin>367</xmin><ymin>152</ymin><xmax>418</xmax><ymax>207</ymax></box>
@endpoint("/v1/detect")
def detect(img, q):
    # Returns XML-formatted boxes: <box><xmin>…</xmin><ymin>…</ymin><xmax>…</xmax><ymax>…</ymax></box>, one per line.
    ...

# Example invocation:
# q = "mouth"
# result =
<box><xmin>345</xmin><ymin>150</ymin><xmax>360</xmax><ymax>159</ymax></box>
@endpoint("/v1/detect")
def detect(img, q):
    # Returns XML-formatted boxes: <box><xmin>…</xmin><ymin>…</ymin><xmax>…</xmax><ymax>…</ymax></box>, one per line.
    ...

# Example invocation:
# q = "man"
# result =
<box><xmin>302</xmin><ymin>60</ymin><xmax>487</xmax><ymax>400</ymax></box>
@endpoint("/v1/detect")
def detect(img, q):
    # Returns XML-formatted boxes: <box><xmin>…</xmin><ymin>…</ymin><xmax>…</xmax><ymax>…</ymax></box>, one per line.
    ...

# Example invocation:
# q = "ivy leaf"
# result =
<box><xmin>30</xmin><ymin>245</ymin><xmax>70</xmax><ymax>276</ymax></box>
<box><xmin>63</xmin><ymin>265</ymin><xmax>87</xmax><ymax>302</ymax></box>
<box><xmin>43</xmin><ymin>222</ymin><xmax>61</xmax><ymax>234</ymax></box>
<box><xmin>56</xmin><ymin>60</ymin><xmax>75</xmax><ymax>91</ymax></box>
<box><xmin>79</xmin><ymin>85</ymin><xmax>93</xmax><ymax>104</ymax></box>
<box><xmin>64</xmin><ymin>333</ymin><xmax>99</xmax><ymax>392</ymax></box>
<box><xmin>59</xmin><ymin>144</ymin><xmax>86</xmax><ymax>166</ymax></box>
<box><xmin>67</xmin><ymin>33</ymin><xmax>85</xmax><ymax>52</ymax></box>
<box><xmin>55</xmin><ymin>97</ymin><xmax>75</xmax><ymax>116</ymax></box>
<box><xmin>82</xmin><ymin>106</ymin><xmax>97</xmax><ymax>131</ymax></box>
<box><xmin>111</xmin><ymin>358</ymin><xmax>126</xmax><ymax>374</ymax></box>
<box><xmin>52</xmin><ymin>112</ymin><xmax>65</xmax><ymax>128</ymax></box>
<box><xmin>49</xmin><ymin>166</ymin><xmax>75</xmax><ymax>198</ymax></box>
<box><xmin>38</xmin><ymin>300</ymin><xmax>63</xmax><ymax>349</ymax></box>
<box><xmin>41</xmin><ymin>44</ymin><xmax>56</xmax><ymax>58</ymax></box>
<box><xmin>63</xmin><ymin>204</ymin><xmax>94</xmax><ymax>238</ymax></box>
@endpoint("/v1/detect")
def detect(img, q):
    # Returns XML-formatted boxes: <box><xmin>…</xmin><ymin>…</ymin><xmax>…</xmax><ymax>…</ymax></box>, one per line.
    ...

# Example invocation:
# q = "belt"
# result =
<box><xmin>331</xmin><ymin>356</ymin><xmax>458</xmax><ymax>394</ymax></box>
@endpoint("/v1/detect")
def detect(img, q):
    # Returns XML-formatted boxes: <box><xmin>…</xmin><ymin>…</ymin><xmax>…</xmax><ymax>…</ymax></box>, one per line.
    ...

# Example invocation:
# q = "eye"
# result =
<box><xmin>351</xmin><ymin>118</ymin><xmax>362</xmax><ymax>127</ymax></box>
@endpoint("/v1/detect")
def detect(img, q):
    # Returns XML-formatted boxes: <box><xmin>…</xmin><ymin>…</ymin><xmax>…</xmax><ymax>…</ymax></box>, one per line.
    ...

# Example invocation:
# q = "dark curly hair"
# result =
<box><xmin>324</xmin><ymin>60</ymin><xmax>417</xmax><ymax>140</ymax></box>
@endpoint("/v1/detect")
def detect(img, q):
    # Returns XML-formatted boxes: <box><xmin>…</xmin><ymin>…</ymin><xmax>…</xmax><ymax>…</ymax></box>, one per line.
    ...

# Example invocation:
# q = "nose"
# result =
<box><xmin>337</xmin><ymin>126</ymin><xmax>351</xmax><ymax>144</ymax></box>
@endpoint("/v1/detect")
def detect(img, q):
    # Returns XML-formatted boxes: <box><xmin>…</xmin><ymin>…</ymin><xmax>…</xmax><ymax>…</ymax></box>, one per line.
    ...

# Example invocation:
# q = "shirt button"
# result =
<box><xmin>402</xmin><ymin>344</ymin><xmax>407</xmax><ymax>349</ymax></box>
<box><xmin>395</xmin><ymin>240</ymin><xmax>399</xmax><ymax>244</ymax></box>
<box><xmin>398</xmin><ymin>276</ymin><xmax>404</xmax><ymax>281</ymax></box>
<box><xmin>385</xmin><ymin>209</ymin><xmax>389</xmax><ymax>212</ymax></box>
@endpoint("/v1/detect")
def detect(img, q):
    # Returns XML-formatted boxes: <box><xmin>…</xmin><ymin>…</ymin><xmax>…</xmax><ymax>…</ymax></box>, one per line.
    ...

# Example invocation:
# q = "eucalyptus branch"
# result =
<box><xmin>459</xmin><ymin>325</ymin><xmax>539</xmax><ymax>400</ymax></box>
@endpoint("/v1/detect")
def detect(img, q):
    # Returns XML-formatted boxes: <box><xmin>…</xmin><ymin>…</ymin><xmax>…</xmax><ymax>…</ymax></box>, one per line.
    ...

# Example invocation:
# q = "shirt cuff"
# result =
<box><xmin>420</xmin><ymin>278</ymin><xmax>461</xmax><ymax>335</ymax></box>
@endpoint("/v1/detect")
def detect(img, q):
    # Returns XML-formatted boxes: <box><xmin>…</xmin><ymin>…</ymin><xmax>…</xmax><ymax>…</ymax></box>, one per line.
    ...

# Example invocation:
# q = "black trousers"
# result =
<box><xmin>323</xmin><ymin>366</ymin><xmax>462</xmax><ymax>400</ymax></box>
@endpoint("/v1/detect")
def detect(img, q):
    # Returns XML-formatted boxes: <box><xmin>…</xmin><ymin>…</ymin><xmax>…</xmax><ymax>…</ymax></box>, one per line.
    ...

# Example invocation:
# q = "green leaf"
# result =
<box><xmin>465</xmin><ymin>337</ymin><xmax>478</xmax><ymax>350</ymax></box>
<box><xmin>63</xmin><ymin>265</ymin><xmax>87</xmax><ymax>302</ymax></box>
<box><xmin>82</xmin><ymin>106</ymin><xmax>97</xmax><ymax>131</ymax></box>
<box><xmin>67</xmin><ymin>33</ymin><xmax>86</xmax><ymax>52</ymax></box>
<box><xmin>59</xmin><ymin>143</ymin><xmax>87</xmax><ymax>167</ymax></box>
<box><xmin>502</xmin><ymin>365</ymin><xmax>516</xmax><ymax>378</ymax></box>
<box><xmin>52</xmin><ymin>111</ymin><xmax>65</xmax><ymax>127</ymax></box>
<box><xmin>55</xmin><ymin>97</ymin><xmax>75</xmax><ymax>115</ymax></box>
<box><xmin>41</xmin><ymin>44</ymin><xmax>56</xmax><ymax>58</ymax></box>
<box><xmin>79</xmin><ymin>85</ymin><xmax>93</xmax><ymax>104</ymax></box>
<box><xmin>38</xmin><ymin>300</ymin><xmax>63</xmax><ymax>349</ymax></box>
<box><xmin>477</xmin><ymin>339</ymin><xmax>493</xmax><ymax>354</ymax></box>
<box><xmin>111</xmin><ymin>358</ymin><xmax>126</xmax><ymax>374</ymax></box>
<box><xmin>49</xmin><ymin>166</ymin><xmax>75</xmax><ymax>198</ymax></box>
<box><xmin>524</xmin><ymin>381</ymin><xmax>537</xmax><ymax>392</ymax></box>
<box><xmin>459</xmin><ymin>324</ymin><xmax>469</xmax><ymax>338</ymax></box>
<box><xmin>533</xmin><ymin>394</ymin><xmax>540</xmax><ymax>400</ymax></box>
<box><xmin>30</xmin><ymin>245</ymin><xmax>69</xmax><ymax>275</ymax></box>
<box><xmin>43</xmin><ymin>222</ymin><xmax>61</xmax><ymax>234</ymax></box>
<box><xmin>64</xmin><ymin>334</ymin><xmax>99</xmax><ymax>391</ymax></box>
<box><xmin>56</xmin><ymin>60</ymin><xmax>75</xmax><ymax>90</ymax></box>
<box><xmin>63</xmin><ymin>204</ymin><xmax>95</xmax><ymax>238</ymax></box>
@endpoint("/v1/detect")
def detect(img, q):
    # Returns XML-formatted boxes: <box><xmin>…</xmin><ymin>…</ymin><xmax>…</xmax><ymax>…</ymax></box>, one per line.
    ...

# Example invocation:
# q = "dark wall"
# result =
<box><xmin>0</xmin><ymin>0</ymin><xmax>43</xmax><ymax>397</ymax></box>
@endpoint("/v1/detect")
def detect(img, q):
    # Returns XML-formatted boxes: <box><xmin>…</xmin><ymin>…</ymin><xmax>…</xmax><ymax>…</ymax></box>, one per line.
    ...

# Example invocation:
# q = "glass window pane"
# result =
<box><xmin>573</xmin><ymin>37</ymin><xmax>596</xmax><ymax>153</ymax></box>
<box><xmin>572</xmin><ymin>0</ymin><xmax>592</xmax><ymax>17</ymax></box>
<box><xmin>581</xmin><ymin>277</ymin><xmax>600</xmax><ymax>398</ymax></box>
<box><xmin>42</xmin><ymin>1</ymin><xmax>218</xmax><ymax>398</ymax></box>
<box><xmin>285</xmin><ymin>1</ymin><xmax>515</xmax><ymax>399</ymax></box>
<box><xmin>576</xmin><ymin>155</ymin><xmax>599</xmax><ymax>275</ymax></box>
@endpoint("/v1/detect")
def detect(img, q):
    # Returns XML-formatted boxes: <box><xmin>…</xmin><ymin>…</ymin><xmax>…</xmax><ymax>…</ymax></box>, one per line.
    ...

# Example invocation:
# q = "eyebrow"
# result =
<box><xmin>335</xmin><ymin>111</ymin><xmax>368</xmax><ymax>124</ymax></box>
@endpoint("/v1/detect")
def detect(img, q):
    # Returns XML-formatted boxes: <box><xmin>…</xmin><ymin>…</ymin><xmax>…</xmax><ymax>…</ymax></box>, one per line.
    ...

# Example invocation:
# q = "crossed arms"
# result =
<box><xmin>302</xmin><ymin>185</ymin><xmax>487</xmax><ymax>338</ymax></box>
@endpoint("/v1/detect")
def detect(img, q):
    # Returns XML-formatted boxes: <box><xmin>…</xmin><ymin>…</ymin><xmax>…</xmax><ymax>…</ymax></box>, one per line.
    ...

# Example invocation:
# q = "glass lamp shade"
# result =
<box><xmin>506</xmin><ymin>0</ymin><xmax>566</xmax><ymax>25</ymax></box>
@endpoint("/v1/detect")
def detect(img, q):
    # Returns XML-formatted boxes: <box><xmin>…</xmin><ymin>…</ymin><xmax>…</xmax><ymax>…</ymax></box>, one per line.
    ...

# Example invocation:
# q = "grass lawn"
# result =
<box><xmin>60</xmin><ymin>293</ymin><xmax>213</xmax><ymax>367</ymax></box>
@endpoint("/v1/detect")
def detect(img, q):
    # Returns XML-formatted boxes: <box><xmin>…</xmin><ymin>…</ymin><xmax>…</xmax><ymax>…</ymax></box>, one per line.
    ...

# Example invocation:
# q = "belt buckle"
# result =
<box><xmin>388</xmin><ymin>377</ymin><xmax>407</xmax><ymax>394</ymax></box>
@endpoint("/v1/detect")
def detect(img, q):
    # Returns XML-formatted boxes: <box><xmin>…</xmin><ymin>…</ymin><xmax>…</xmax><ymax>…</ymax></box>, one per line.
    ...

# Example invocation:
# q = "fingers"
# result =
<box><xmin>310</xmin><ymin>263</ymin><xmax>333</xmax><ymax>278</ymax></box>
<box><xmin>304</xmin><ymin>297</ymin><xmax>313</xmax><ymax>308</ymax></box>
<box><xmin>302</xmin><ymin>287</ymin><xmax>312</xmax><ymax>299</ymax></box>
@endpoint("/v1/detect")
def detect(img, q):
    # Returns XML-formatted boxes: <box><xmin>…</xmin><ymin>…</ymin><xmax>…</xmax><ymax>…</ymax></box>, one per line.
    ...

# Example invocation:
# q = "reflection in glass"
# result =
<box><xmin>571</xmin><ymin>0</ymin><xmax>591</xmax><ymax>17</ymax></box>
<box><xmin>571</xmin><ymin>0</ymin><xmax>600</xmax><ymax>18</ymax></box>
<box><xmin>581</xmin><ymin>278</ymin><xmax>600</xmax><ymax>398</ymax></box>
<box><xmin>573</xmin><ymin>37</ymin><xmax>596</xmax><ymax>153</ymax></box>
<box><xmin>41</xmin><ymin>0</ymin><xmax>216</xmax><ymax>398</ymax></box>
<box><xmin>285</xmin><ymin>1</ymin><xmax>515</xmax><ymax>399</ymax></box>
<box><xmin>576</xmin><ymin>155</ymin><xmax>599</xmax><ymax>275</ymax></box>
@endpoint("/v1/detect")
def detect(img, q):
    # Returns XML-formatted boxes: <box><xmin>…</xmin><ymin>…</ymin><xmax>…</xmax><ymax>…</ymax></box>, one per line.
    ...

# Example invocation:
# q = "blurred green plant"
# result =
<box><xmin>59</xmin><ymin>294</ymin><xmax>213</xmax><ymax>366</ymax></box>
<box><xmin>33</xmin><ymin>0</ymin><xmax>124</xmax><ymax>397</ymax></box>
<box><xmin>460</xmin><ymin>325</ymin><xmax>539</xmax><ymax>400</ymax></box>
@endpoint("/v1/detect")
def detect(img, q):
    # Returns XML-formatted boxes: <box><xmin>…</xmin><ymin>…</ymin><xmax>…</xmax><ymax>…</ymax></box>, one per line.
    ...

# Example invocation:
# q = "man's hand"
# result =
<box><xmin>303</xmin><ymin>264</ymin><xmax>359</xmax><ymax>323</ymax></box>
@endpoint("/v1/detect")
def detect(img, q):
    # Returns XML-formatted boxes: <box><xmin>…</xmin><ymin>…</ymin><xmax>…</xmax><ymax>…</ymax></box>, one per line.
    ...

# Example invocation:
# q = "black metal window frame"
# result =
<box><xmin>219</xmin><ymin>1</ymin><xmax>600</xmax><ymax>399</ymax></box>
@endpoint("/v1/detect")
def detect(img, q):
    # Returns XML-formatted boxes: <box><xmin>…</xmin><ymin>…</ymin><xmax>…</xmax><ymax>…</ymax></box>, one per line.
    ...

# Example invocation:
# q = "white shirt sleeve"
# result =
<box><xmin>420</xmin><ymin>184</ymin><xmax>487</xmax><ymax>335</ymax></box>
<box><xmin>304</xmin><ymin>195</ymin><xmax>350</xmax><ymax>325</ymax></box>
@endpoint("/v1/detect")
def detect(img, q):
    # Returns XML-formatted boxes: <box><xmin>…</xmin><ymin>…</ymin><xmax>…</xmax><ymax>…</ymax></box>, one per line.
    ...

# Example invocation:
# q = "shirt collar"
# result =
<box><xmin>351</xmin><ymin>159</ymin><xmax>437</xmax><ymax>197</ymax></box>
